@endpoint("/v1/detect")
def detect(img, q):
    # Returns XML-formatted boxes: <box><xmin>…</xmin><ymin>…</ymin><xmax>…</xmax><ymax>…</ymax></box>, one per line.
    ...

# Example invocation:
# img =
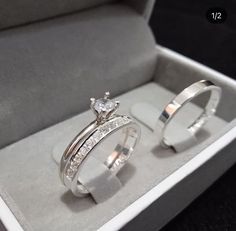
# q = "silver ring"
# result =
<box><xmin>156</xmin><ymin>80</ymin><xmax>221</xmax><ymax>148</ymax></box>
<box><xmin>60</xmin><ymin>92</ymin><xmax>140</xmax><ymax>197</ymax></box>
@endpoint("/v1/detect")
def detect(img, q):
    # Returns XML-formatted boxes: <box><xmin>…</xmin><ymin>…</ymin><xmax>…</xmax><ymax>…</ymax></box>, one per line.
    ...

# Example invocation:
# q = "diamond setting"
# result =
<box><xmin>65</xmin><ymin>116</ymin><xmax>131</xmax><ymax>180</ymax></box>
<box><xmin>94</xmin><ymin>98</ymin><xmax>116</xmax><ymax>114</ymax></box>
<box><xmin>90</xmin><ymin>92</ymin><xmax>119</xmax><ymax>122</ymax></box>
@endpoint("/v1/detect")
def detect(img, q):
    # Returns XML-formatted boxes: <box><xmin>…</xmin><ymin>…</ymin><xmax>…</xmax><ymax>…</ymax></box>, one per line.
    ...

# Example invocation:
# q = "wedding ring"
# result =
<box><xmin>60</xmin><ymin>92</ymin><xmax>140</xmax><ymax>197</ymax></box>
<box><xmin>156</xmin><ymin>80</ymin><xmax>221</xmax><ymax>148</ymax></box>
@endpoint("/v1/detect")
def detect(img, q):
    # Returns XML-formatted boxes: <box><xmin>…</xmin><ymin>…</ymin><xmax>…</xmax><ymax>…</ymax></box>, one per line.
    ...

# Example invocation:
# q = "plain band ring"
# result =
<box><xmin>156</xmin><ymin>80</ymin><xmax>221</xmax><ymax>148</ymax></box>
<box><xmin>60</xmin><ymin>92</ymin><xmax>140</xmax><ymax>197</ymax></box>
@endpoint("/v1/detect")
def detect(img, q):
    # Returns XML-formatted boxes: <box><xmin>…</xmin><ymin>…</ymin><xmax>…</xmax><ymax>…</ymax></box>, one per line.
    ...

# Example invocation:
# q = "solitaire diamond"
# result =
<box><xmin>90</xmin><ymin>92</ymin><xmax>120</xmax><ymax>121</ymax></box>
<box><xmin>94</xmin><ymin>98</ymin><xmax>115</xmax><ymax>113</ymax></box>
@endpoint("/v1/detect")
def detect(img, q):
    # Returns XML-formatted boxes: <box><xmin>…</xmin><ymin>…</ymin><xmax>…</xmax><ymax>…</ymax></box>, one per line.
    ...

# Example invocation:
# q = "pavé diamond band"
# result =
<box><xmin>60</xmin><ymin>92</ymin><xmax>140</xmax><ymax>197</ymax></box>
<box><xmin>156</xmin><ymin>80</ymin><xmax>222</xmax><ymax>149</ymax></box>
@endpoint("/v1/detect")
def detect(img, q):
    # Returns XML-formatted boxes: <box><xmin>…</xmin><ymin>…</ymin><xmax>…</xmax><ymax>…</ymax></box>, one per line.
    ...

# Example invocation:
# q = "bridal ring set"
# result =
<box><xmin>60</xmin><ymin>80</ymin><xmax>221</xmax><ymax>197</ymax></box>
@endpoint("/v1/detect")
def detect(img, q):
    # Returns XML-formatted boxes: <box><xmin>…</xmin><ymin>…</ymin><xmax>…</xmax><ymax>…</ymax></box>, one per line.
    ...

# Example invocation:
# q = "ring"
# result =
<box><xmin>156</xmin><ymin>80</ymin><xmax>221</xmax><ymax>148</ymax></box>
<box><xmin>60</xmin><ymin>92</ymin><xmax>140</xmax><ymax>197</ymax></box>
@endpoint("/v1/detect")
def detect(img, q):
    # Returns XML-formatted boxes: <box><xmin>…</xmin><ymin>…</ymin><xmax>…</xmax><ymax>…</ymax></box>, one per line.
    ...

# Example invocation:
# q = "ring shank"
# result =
<box><xmin>156</xmin><ymin>80</ymin><xmax>221</xmax><ymax>148</ymax></box>
<box><xmin>60</xmin><ymin>115</ymin><xmax>140</xmax><ymax>197</ymax></box>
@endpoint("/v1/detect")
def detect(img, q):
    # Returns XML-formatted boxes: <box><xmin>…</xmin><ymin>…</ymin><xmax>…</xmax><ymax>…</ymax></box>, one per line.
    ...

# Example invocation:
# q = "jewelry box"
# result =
<box><xmin>0</xmin><ymin>1</ymin><xmax>235</xmax><ymax>230</ymax></box>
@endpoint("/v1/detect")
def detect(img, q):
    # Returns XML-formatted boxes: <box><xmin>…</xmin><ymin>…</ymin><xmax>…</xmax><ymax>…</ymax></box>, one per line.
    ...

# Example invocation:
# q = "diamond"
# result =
<box><xmin>113</xmin><ymin>120</ymin><xmax>118</xmax><ymax>127</ymax></box>
<box><xmin>86</xmin><ymin>137</ymin><xmax>95</xmax><ymax>148</ymax></box>
<box><xmin>70</xmin><ymin>164</ymin><xmax>78</xmax><ymax>171</ymax></box>
<box><xmin>91</xmin><ymin>137</ymin><xmax>97</xmax><ymax>145</ymax></box>
<box><xmin>123</xmin><ymin>116</ymin><xmax>130</xmax><ymax>123</ymax></box>
<box><xmin>93</xmin><ymin>131</ymin><xmax>102</xmax><ymax>141</ymax></box>
<box><xmin>71</xmin><ymin>158</ymin><xmax>80</xmax><ymax>165</ymax></box>
<box><xmin>90</xmin><ymin>92</ymin><xmax>120</xmax><ymax>121</ymax></box>
<box><xmin>80</xmin><ymin>147</ymin><xmax>87</xmax><ymax>156</ymax></box>
<box><xmin>71</xmin><ymin>160</ymin><xmax>77</xmax><ymax>166</ymax></box>
<box><xmin>116</xmin><ymin>118</ymin><xmax>123</xmax><ymax>126</ymax></box>
<box><xmin>73</xmin><ymin>154</ymin><xmax>83</xmax><ymax>162</ymax></box>
<box><xmin>66</xmin><ymin>168</ymin><xmax>74</xmax><ymax>178</ymax></box>
<box><xmin>101</xmin><ymin>125</ymin><xmax>110</xmax><ymax>134</ymax></box>
<box><xmin>94</xmin><ymin>98</ymin><xmax>115</xmax><ymax>114</ymax></box>
<box><xmin>86</xmin><ymin>140</ymin><xmax>92</xmax><ymax>148</ymax></box>
<box><xmin>109</xmin><ymin>121</ymin><xmax>116</xmax><ymax>129</ymax></box>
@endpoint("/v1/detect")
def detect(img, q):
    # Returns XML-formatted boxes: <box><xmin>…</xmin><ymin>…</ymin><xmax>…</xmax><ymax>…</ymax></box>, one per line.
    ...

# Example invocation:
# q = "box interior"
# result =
<box><xmin>0</xmin><ymin>1</ymin><xmax>236</xmax><ymax>231</ymax></box>
<box><xmin>0</xmin><ymin>80</ymin><xmax>233</xmax><ymax>231</ymax></box>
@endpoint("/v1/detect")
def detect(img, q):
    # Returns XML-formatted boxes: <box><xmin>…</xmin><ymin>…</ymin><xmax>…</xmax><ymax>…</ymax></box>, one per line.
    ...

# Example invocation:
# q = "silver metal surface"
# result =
<box><xmin>156</xmin><ymin>80</ymin><xmax>222</xmax><ymax>149</ymax></box>
<box><xmin>60</xmin><ymin>92</ymin><xmax>140</xmax><ymax>197</ymax></box>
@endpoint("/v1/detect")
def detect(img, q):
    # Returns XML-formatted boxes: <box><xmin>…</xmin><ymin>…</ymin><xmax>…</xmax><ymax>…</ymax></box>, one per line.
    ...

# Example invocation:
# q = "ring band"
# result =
<box><xmin>156</xmin><ymin>80</ymin><xmax>221</xmax><ymax>148</ymax></box>
<box><xmin>60</xmin><ymin>92</ymin><xmax>140</xmax><ymax>197</ymax></box>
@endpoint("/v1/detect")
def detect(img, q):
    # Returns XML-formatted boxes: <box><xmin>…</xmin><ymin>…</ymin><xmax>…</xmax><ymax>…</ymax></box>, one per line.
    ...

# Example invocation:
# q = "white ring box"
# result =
<box><xmin>0</xmin><ymin>1</ymin><xmax>236</xmax><ymax>231</ymax></box>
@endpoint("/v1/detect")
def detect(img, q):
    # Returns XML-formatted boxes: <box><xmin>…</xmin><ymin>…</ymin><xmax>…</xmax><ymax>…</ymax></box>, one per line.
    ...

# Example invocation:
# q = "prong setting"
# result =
<box><xmin>91</xmin><ymin>91</ymin><xmax>119</xmax><ymax>122</ymax></box>
<box><xmin>104</xmin><ymin>91</ymin><xmax>110</xmax><ymax>99</ymax></box>
<box><xmin>90</xmin><ymin>98</ymin><xmax>95</xmax><ymax>104</ymax></box>
<box><xmin>115</xmin><ymin>101</ymin><xmax>120</xmax><ymax>109</ymax></box>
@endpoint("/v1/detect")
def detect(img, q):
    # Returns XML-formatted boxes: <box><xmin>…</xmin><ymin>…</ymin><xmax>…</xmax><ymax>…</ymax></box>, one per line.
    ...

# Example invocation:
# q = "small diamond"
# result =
<box><xmin>113</xmin><ymin>120</ymin><xmax>118</xmax><ymax>127</ymax></box>
<box><xmin>107</xmin><ymin>124</ymin><xmax>112</xmax><ymax>131</ymax></box>
<box><xmin>94</xmin><ymin>98</ymin><xmax>115</xmax><ymax>114</ymax></box>
<box><xmin>71</xmin><ymin>159</ymin><xmax>80</xmax><ymax>166</ymax></box>
<box><xmin>66</xmin><ymin>168</ymin><xmax>74</xmax><ymax>178</ymax></box>
<box><xmin>123</xmin><ymin>116</ymin><xmax>130</xmax><ymax>123</ymax></box>
<box><xmin>90</xmin><ymin>137</ymin><xmax>96</xmax><ymax>145</ymax></box>
<box><xmin>71</xmin><ymin>161</ymin><xmax>77</xmax><ymax>167</ymax></box>
<box><xmin>70</xmin><ymin>165</ymin><xmax>78</xmax><ymax>171</ymax></box>
<box><xmin>73</xmin><ymin>154</ymin><xmax>83</xmax><ymax>162</ymax></box>
<box><xmin>93</xmin><ymin>131</ymin><xmax>102</xmax><ymax>141</ymax></box>
<box><xmin>116</xmin><ymin>118</ymin><xmax>123</xmax><ymax>126</ymax></box>
<box><xmin>80</xmin><ymin>147</ymin><xmax>87</xmax><ymax>156</ymax></box>
<box><xmin>84</xmin><ymin>143</ymin><xmax>91</xmax><ymax>152</ymax></box>
<box><xmin>101</xmin><ymin>125</ymin><xmax>110</xmax><ymax>134</ymax></box>
<box><xmin>109</xmin><ymin>121</ymin><xmax>116</xmax><ymax>129</ymax></box>
<box><xmin>86</xmin><ymin>138</ymin><xmax>94</xmax><ymax>148</ymax></box>
<box><xmin>86</xmin><ymin>140</ymin><xmax>91</xmax><ymax>148</ymax></box>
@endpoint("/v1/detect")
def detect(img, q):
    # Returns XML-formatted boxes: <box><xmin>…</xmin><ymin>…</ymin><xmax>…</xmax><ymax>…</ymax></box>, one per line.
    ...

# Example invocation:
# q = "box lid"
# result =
<box><xmin>0</xmin><ymin>0</ymin><xmax>155</xmax><ymax>30</ymax></box>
